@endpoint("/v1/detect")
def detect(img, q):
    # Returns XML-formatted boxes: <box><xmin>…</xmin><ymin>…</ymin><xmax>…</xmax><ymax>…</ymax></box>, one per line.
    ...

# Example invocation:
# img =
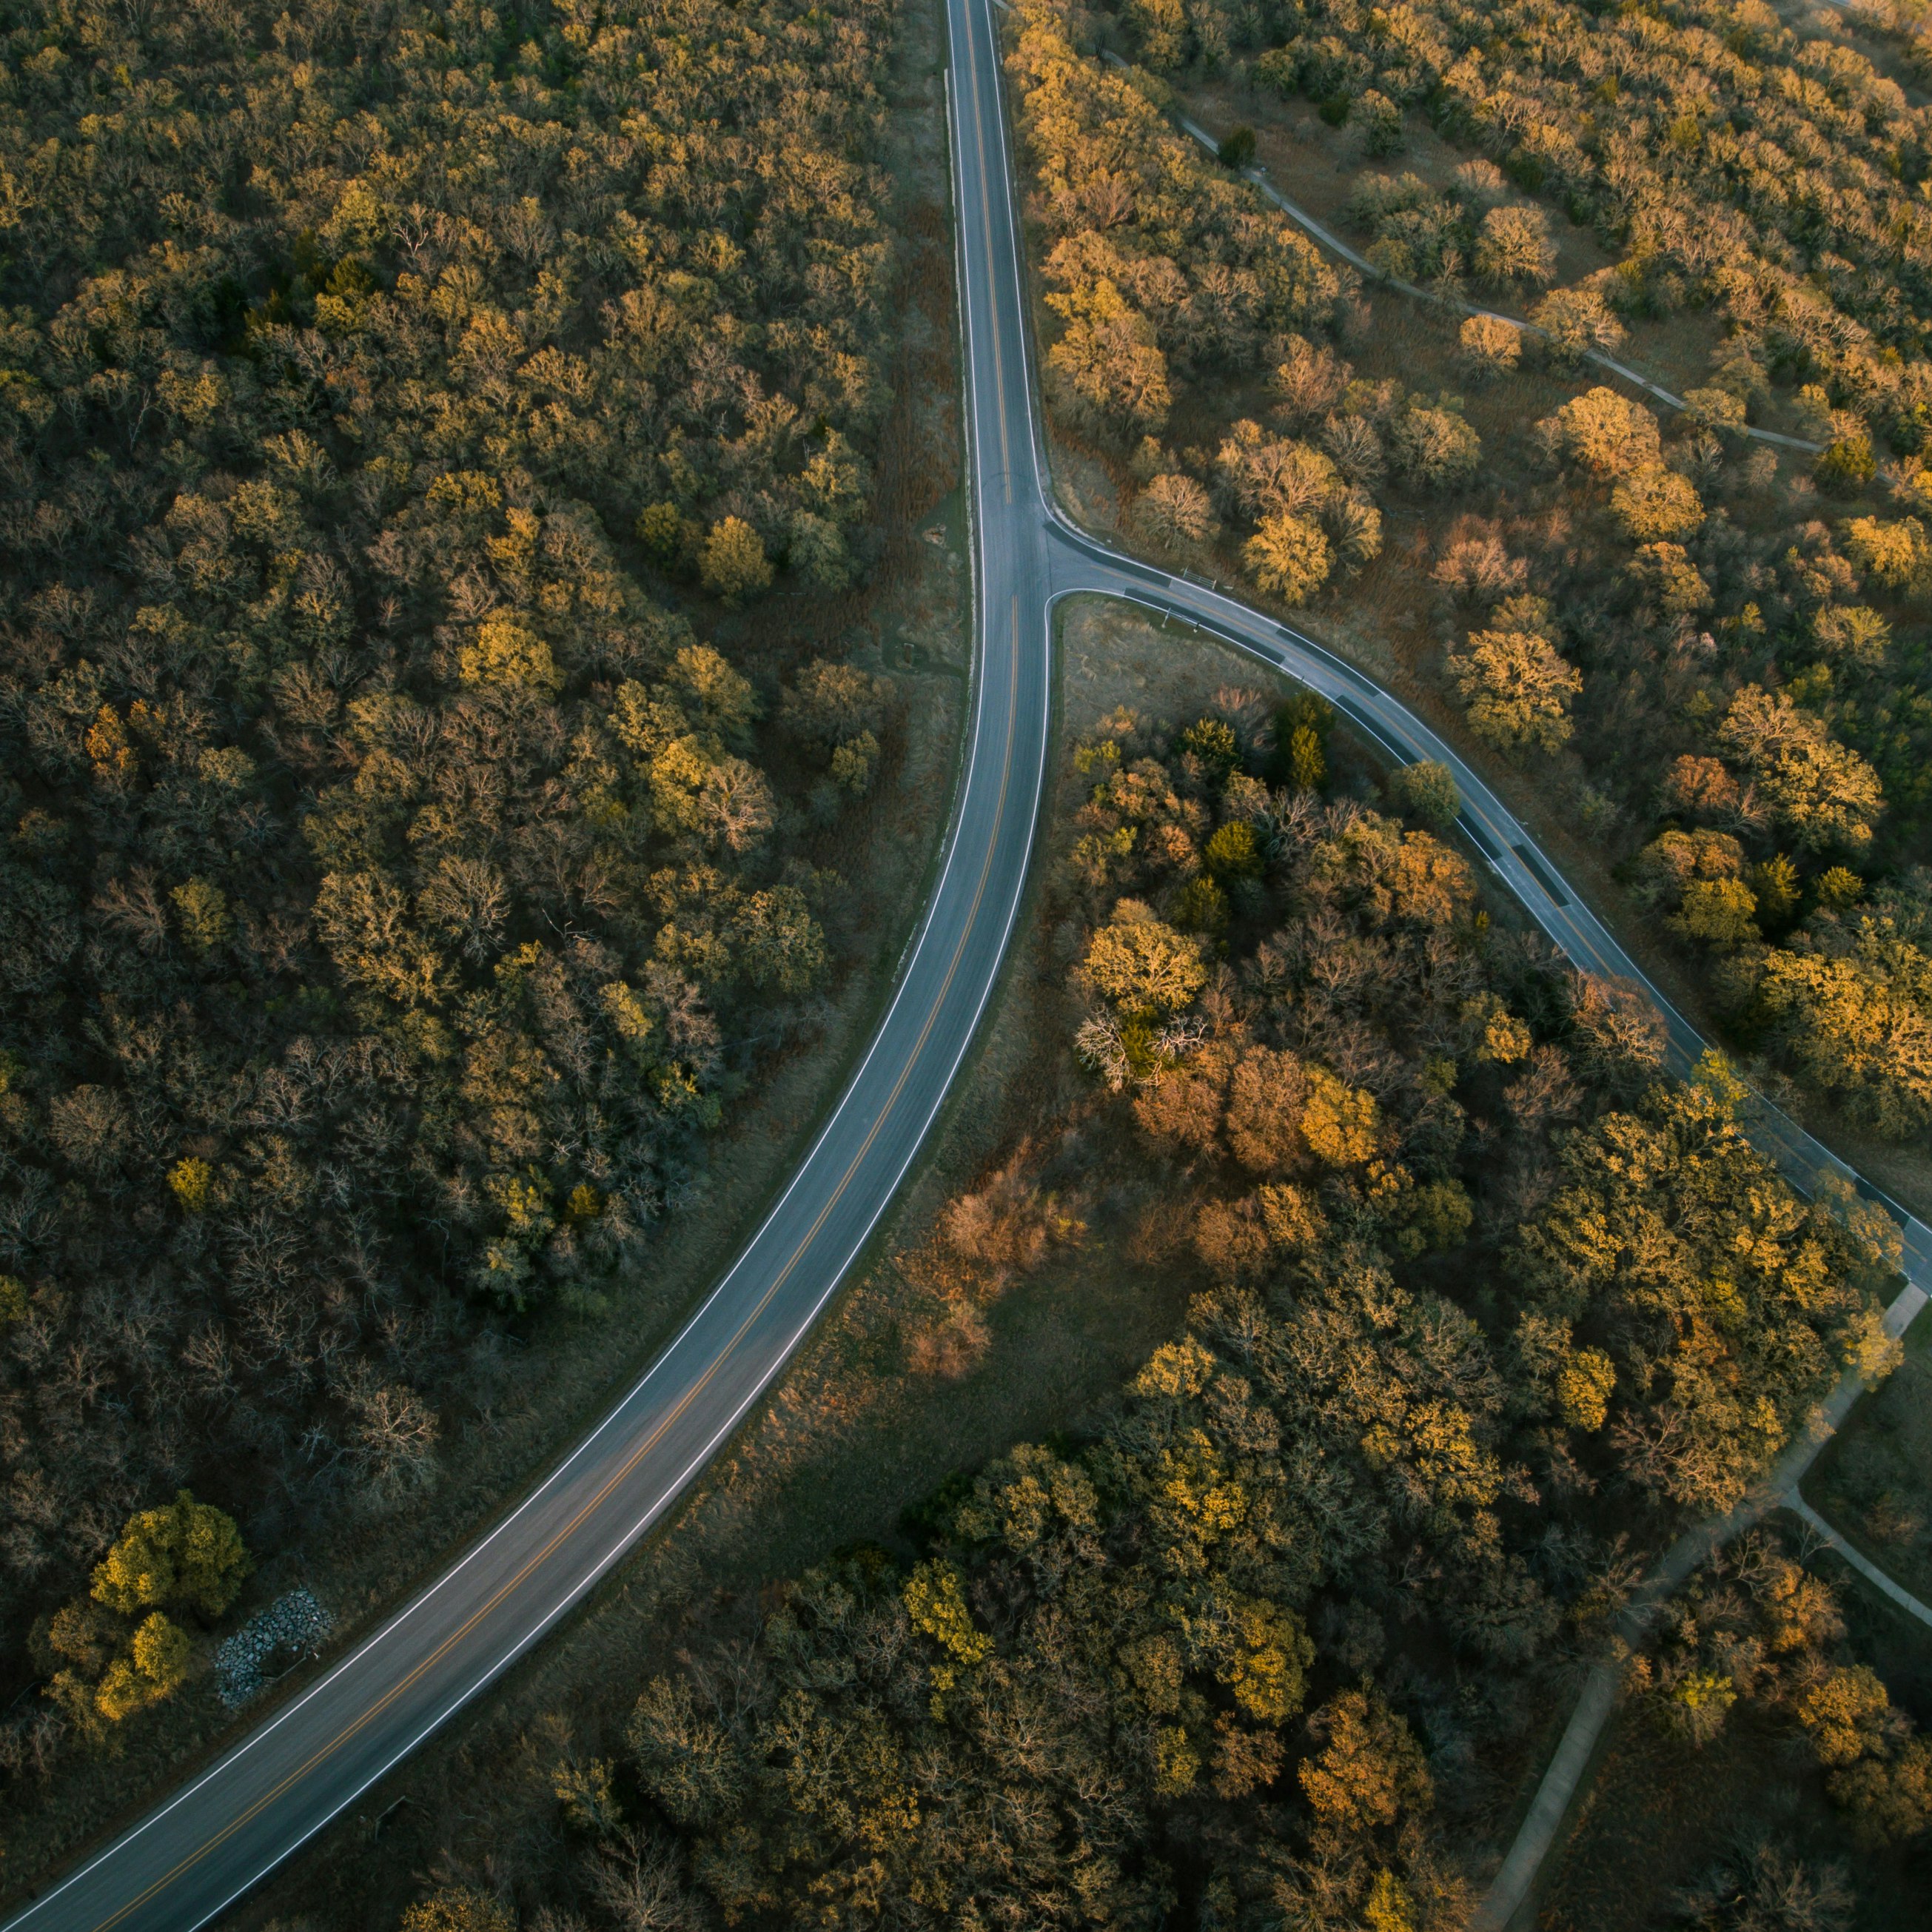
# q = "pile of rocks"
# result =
<box><xmin>214</xmin><ymin>1589</ymin><xmax>332</xmax><ymax>1708</ymax></box>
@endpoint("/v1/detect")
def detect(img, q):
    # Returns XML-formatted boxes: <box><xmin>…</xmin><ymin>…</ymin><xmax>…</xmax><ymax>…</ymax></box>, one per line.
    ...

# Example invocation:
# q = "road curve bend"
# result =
<box><xmin>11</xmin><ymin>1</ymin><xmax>1925</xmax><ymax>1927</ymax></box>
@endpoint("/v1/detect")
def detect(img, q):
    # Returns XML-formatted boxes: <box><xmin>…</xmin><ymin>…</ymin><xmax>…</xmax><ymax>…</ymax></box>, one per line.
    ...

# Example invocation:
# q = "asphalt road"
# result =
<box><xmin>11</xmin><ymin>1</ymin><xmax>1925</xmax><ymax>1926</ymax></box>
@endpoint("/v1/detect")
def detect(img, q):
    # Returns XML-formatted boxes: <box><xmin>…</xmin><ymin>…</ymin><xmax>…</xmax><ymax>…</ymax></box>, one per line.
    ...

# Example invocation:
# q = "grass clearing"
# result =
<box><xmin>1155</xmin><ymin>60</ymin><xmax>1844</xmax><ymax>452</ymax></box>
<box><xmin>1532</xmin><ymin>1698</ymin><xmax>1919</xmax><ymax>1932</ymax></box>
<box><xmin>1536</xmin><ymin>1544</ymin><xmax>1931</xmax><ymax>1932</ymax></box>
<box><xmin>1167</xmin><ymin>64</ymin><xmax>1784</xmax><ymax>423</ymax></box>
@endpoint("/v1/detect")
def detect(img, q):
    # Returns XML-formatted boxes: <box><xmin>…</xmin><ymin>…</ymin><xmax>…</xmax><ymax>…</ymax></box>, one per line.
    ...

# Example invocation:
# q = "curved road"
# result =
<box><xmin>10</xmin><ymin>1</ymin><xmax>1926</xmax><ymax>1926</ymax></box>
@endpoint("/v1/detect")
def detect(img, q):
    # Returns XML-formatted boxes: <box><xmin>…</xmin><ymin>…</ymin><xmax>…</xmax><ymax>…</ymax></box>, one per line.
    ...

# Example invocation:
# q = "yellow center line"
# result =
<box><xmin>965</xmin><ymin>0</ymin><xmax>1014</xmax><ymax>505</ymax></box>
<box><xmin>92</xmin><ymin>594</ymin><xmax>1026</xmax><ymax>1932</ymax></box>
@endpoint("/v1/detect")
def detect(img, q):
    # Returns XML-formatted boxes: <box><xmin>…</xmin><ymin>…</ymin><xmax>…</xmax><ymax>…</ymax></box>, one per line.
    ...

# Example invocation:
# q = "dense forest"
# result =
<box><xmin>0</xmin><ymin>0</ymin><xmax>914</xmax><ymax>1793</ymax></box>
<box><xmin>385</xmin><ymin>693</ymin><xmax>1915</xmax><ymax>1930</ymax></box>
<box><xmin>1013</xmin><ymin>0</ymin><xmax>1932</xmax><ymax>1149</ymax></box>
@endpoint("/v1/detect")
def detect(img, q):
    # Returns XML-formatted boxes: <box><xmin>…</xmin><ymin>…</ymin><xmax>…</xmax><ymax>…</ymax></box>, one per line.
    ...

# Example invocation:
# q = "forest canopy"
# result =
<box><xmin>399</xmin><ymin>688</ymin><xmax>1913</xmax><ymax>1931</ymax></box>
<box><xmin>0</xmin><ymin>0</ymin><xmax>913</xmax><ymax>1789</ymax></box>
<box><xmin>1016</xmin><ymin>0</ymin><xmax>1932</xmax><ymax>1144</ymax></box>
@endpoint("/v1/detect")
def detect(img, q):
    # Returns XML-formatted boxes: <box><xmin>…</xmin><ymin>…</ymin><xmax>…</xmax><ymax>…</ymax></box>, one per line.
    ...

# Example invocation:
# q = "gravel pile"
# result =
<box><xmin>214</xmin><ymin>1589</ymin><xmax>332</xmax><ymax>1708</ymax></box>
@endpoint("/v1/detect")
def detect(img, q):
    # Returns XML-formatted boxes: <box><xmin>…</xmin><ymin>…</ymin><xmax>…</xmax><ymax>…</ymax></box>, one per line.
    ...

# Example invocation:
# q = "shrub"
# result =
<box><xmin>1217</xmin><ymin>126</ymin><xmax>1256</xmax><ymax>169</ymax></box>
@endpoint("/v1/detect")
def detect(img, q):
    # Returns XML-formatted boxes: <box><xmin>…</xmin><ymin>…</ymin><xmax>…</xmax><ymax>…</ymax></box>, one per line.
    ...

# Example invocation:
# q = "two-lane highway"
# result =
<box><xmin>12</xmin><ymin>0</ymin><xmax>1925</xmax><ymax>1925</ymax></box>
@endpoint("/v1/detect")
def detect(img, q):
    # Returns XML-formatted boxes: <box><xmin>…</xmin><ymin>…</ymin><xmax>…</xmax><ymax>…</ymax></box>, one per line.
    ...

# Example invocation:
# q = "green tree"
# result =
<box><xmin>1748</xmin><ymin>855</ymin><xmax>1802</xmax><ymax>925</ymax></box>
<box><xmin>1529</xmin><ymin>286</ymin><xmax>1626</xmax><ymax>363</ymax></box>
<box><xmin>1831</xmin><ymin>1737</ymin><xmax>1932</xmax><ymax>1848</ymax></box>
<box><xmin>1288</xmin><ymin>722</ymin><xmax>1326</xmax><ymax>791</ymax></box>
<box><xmin>457</xmin><ymin>616</ymin><xmax>564</xmax><ymax>696</ymax></box>
<box><xmin>1045</xmin><ymin>276</ymin><xmax>1172</xmax><ymax>442</ymax></box>
<box><xmin>92</xmin><ymin>1613</ymin><xmax>192</xmax><ymax>1723</ymax></box>
<box><xmin>170</xmin><ymin>878</ymin><xmax>231</xmax><ymax>957</ymax></box>
<box><xmin>1301</xmin><ymin>1066</ymin><xmax>1381</xmax><ymax>1166</ymax></box>
<box><xmin>168</xmin><ymin>1158</ymin><xmax>214</xmax><ymax>1212</ymax></box>
<box><xmin>1298</xmin><ymin>1687</ymin><xmax>1432</xmax><ymax>1837</ymax></box>
<box><xmin>1473</xmin><ymin>204</ymin><xmax>1556</xmax><ymax>287</ymax></box>
<box><xmin>1132</xmin><ymin>473</ymin><xmax>1215</xmax><ymax>548</ymax></box>
<box><xmin>1817</xmin><ymin>434</ymin><xmax>1877</xmax><ymax>493</ymax></box>
<box><xmin>1798</xmin><ymin>1666</ymin><xmax>1894</xmax><ymax>1767</ymax></box>
<box><xmin>1555</xmin><ymin>1348</ymin><xmax>1616</xmax><ymax>1431</ymax></box>
<box><xmin>1842</xmin><ymin>514</ymin><xmax>1932</xmax><ymax>591</ymax></box>
<box><xmin>92</xmin><ymin>1491</ymin><xmax>252</xmax><ymax>1620</ymax></box>
<box><xmin>1079</xmin><ymin>903</ymin><xmax>1207</xmax><ymax>1018</ymax></box>
<box><xmin>1388</xmin><ymin>760</ymin><xmax>1459</xmax><ymax>828</ymax></box>
<box><xmin>1538</xmin><ymin>387</ymin><xmax>1660</xmax><ymax>477</ymax></box>
<box><xmin>1204</xmin><ymin>819</ymin><xmax>1261</xmax><ymax>879</ymax></box>
<box><xmin>1610</xmin><ymin>463</ymin><xmax>1705</xmax><ymax>540</ymax></box>
<box><xmin>1671</xmin><ymin>876</ymin><xmax>1759</xmax><ymax>947</ymax></box>
<box><xmin>700</xmin><ymin>517</ymin><xmax>774</xmax><ymax>602</ymax></box>
<box><xmin>1717</xmin><ymin>686</ymin><xmax>1883</xmax><ymax>851</ymax></box>
<box><xmin>1758</xmin><ymin>941</ymin><xmax>1932</xmax><ymax>1136</ymax></box>
<box><xmin>1389</xmin><ymin>403</ymin><xmax>1481</xmax><ymax>489</ymax></box>
<box><xmin>1458</xmin><ymin>312</ymin><xmax>1522</xmax><ymax>380</ymax></box>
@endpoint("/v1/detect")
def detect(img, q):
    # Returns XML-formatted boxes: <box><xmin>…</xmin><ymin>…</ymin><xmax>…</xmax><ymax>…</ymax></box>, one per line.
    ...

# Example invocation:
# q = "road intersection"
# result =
<box><xmin>7</xmin><ymin>1</ymin><xmax>1925</xmax><ymax>1925</ymax></box>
